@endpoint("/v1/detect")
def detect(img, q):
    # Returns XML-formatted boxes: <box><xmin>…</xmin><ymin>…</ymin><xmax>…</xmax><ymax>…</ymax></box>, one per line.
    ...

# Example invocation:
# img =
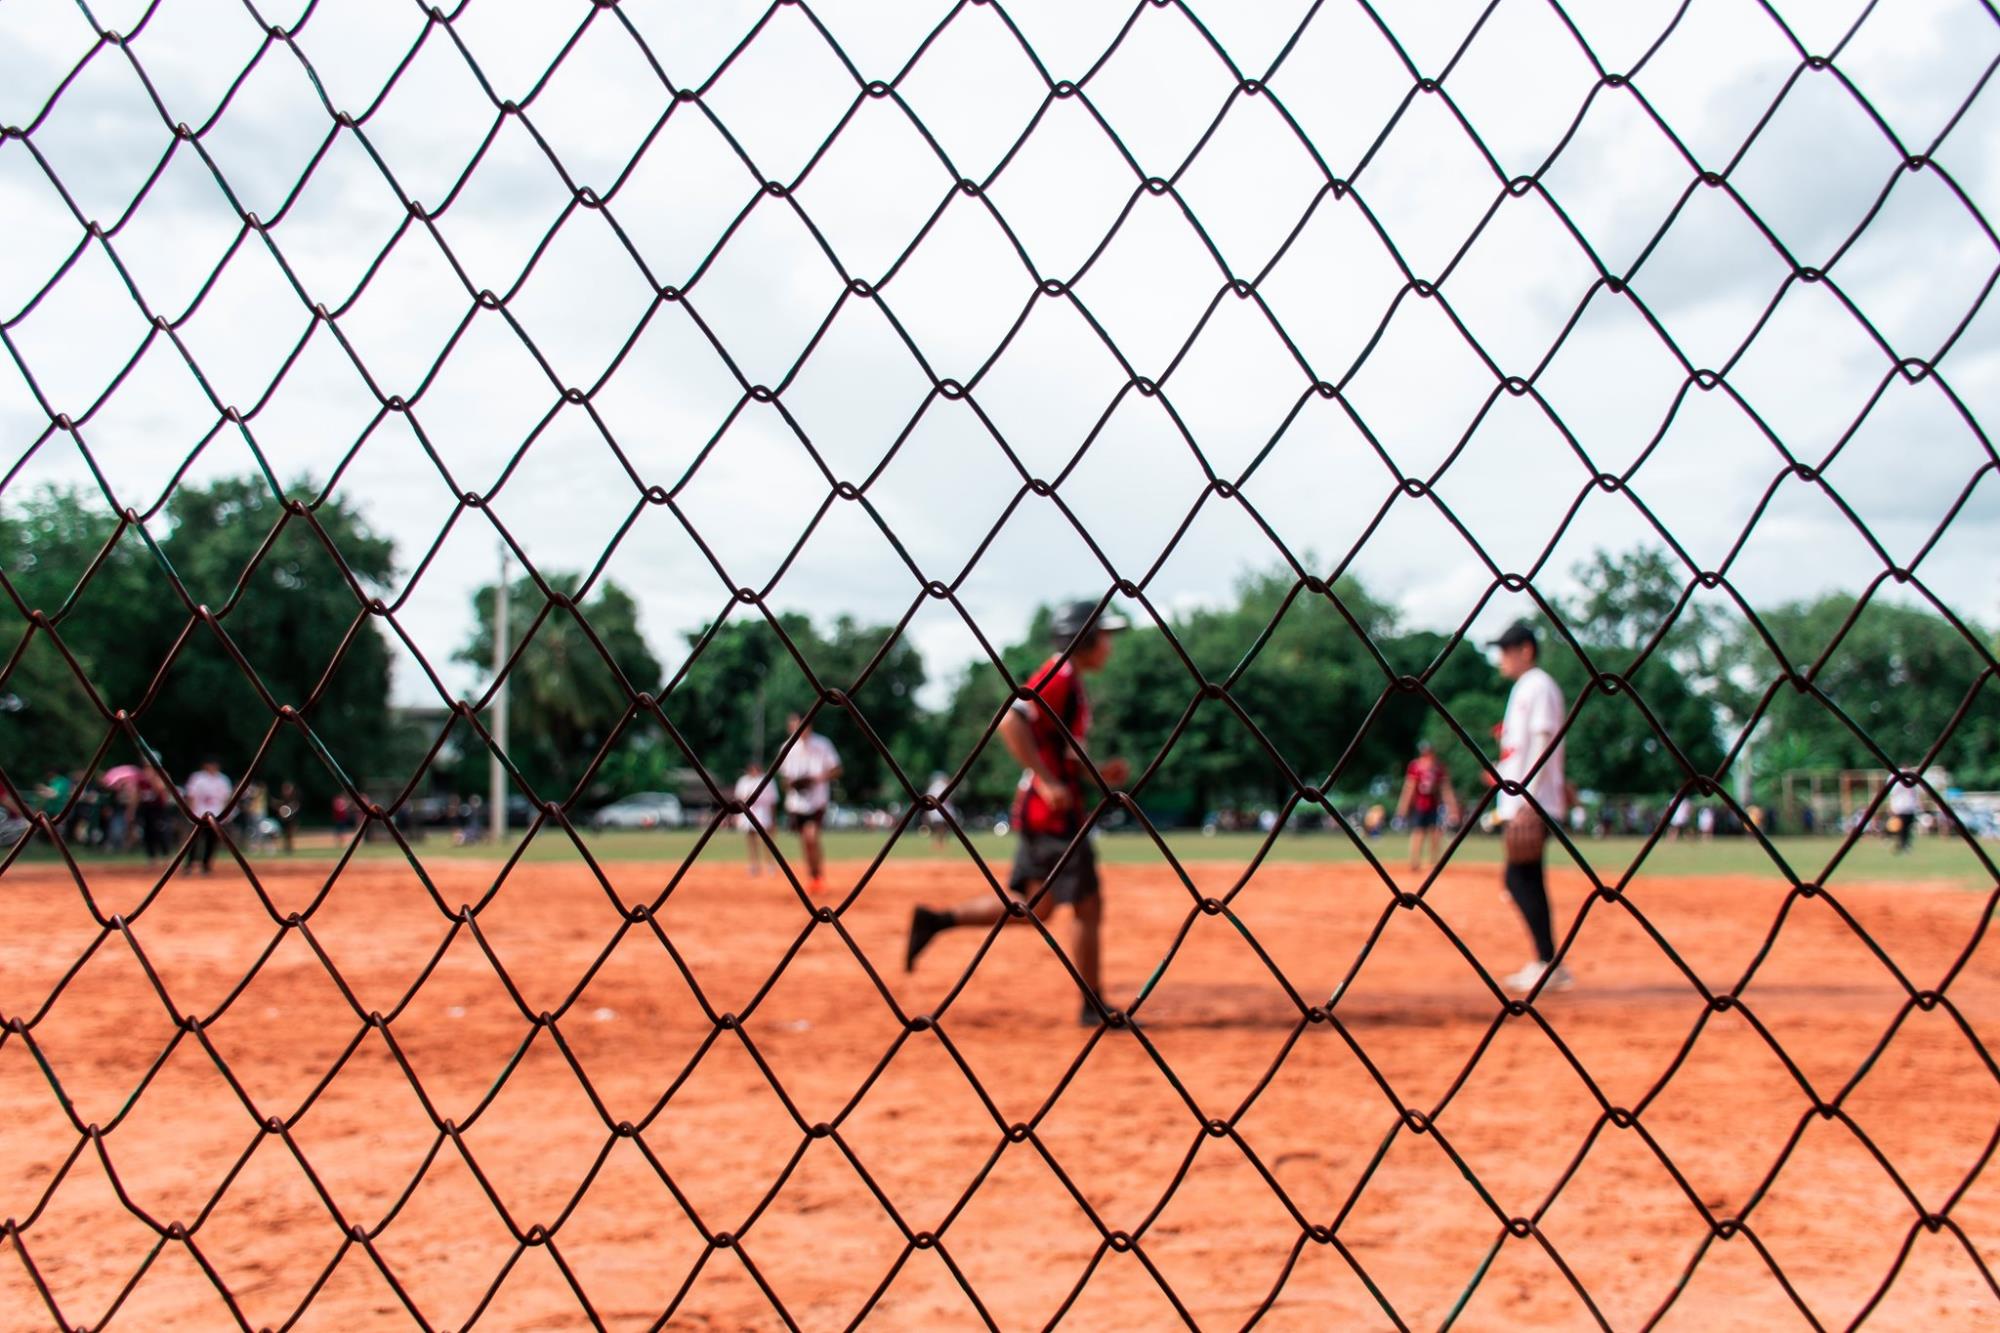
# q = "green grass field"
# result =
<box><xmin>20</xmin><ymin>826</ymin><xmax>1993</xmax><ymax>890</ymax></box>
<box><xmin>321</xmin><ymin>825</ymin><xmax>1997</xmax><ymax>890</ymax></box>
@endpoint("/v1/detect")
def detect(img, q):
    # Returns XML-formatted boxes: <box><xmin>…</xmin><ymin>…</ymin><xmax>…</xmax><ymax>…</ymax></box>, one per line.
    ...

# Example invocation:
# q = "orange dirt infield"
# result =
<box><xmin>2</xmin><ymin>852</ymin><xmax>1997</xmax><ymax>1331</ymax></box>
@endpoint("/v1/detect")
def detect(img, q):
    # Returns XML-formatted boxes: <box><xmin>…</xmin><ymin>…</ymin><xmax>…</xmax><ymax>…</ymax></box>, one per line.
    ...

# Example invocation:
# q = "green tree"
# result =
<box><xmin>0</xmin><ymin>634</ymin><xmax>104</xmax><ymax>801</ymax></box>
<box><xmin>659</xmin><ymin>611</ymin><xmax>929</xmax><ymax>806</ymax></box>
<box><xmin>456</xmin><ymin>574</ymin><xmax>663</xmax><ymax>802</ymax></box>
<box><xmin>1125</xmin><ymin>571</ymin><xmax>1405</xmax><ymax>817</ymax></box>
<box><xmin>1730</xmin><ymin>594</ymin><xmax>1999</xmax><ymax>795</ymax></box>
<box><xmin>1542</xmin><ymin>550</ymin><xmax>1730</xmax><ymax>796</ymax></box>
<box><xmin>1</xmin><ymin>480</ymin><xmax>402</xmax><ymax>807</ymax></box>
<box><xmin>805</xmin><ymin>614</ymin><xmax>930</xmax><ymax>805</ymax></box>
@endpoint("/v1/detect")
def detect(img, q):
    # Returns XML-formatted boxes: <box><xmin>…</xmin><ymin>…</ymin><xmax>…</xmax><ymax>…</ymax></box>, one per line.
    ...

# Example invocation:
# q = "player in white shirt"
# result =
<box><xmin>1669</xmin><ymin>800</ymin><xmax>1691</xmax><ymax>840</ymax></box>
<box><xmin>1888</xmin><ymin>776</ymin><xmax>1921</xmax><ymax>853</ymax></box>
<box><xmin>182</xmin><ymin>757</ymin><xmax>232</xmax><ymax>875</ymax></box>
<box><xmin>1488</xmin><ymin>623</ymin><xmax>1572</xmax><ymax>994</ymax></box>
<box><xmin>778</xmin><ymin>712</ymin><xmax>842</xmax><ymax>895</ymax></box>
<box><xmin>733</xmin><ymin>760</ymin><xmax>779</xmax><ymax>876</ymax></box>
<box><xmin>923</xmin><ymin>771</ymin><xmax>953</xmax><ymax>846</ymax></box>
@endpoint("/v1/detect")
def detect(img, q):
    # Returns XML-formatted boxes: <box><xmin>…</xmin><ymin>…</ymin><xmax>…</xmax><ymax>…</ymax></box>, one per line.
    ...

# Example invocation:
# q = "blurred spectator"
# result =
<box><xmin>1889</xmin><ymin>780</ymin><xmax>1920</xmax><ymax>854</ymax></box>
<box><xmin>183</xmin><ymin>758</ymin><xmax>231</xmax><ymax>874</ymax></box>
<box><xmin>136</xmin><ymin>768</ymin><xmax>171</xmax><ymax>864</ymax></box>
<box><xmin>275</xmin><ymin>782</ymin><xmax>301</xmax><ymax>854</ymax></box>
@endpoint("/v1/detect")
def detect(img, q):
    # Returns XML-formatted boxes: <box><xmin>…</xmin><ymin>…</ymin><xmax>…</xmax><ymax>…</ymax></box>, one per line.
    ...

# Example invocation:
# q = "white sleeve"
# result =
<box><xmin>1529</xmin><ymin>676</ymin><xmax>1563</xmax><ymax>757</ymax></box>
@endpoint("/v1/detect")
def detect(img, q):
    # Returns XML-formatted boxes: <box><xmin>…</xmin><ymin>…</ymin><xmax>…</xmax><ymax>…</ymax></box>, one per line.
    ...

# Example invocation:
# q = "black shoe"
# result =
<box><xmin>906</xmin><ymin>907</ymin><xmax>952</xmax><ymax>971</ymax></box>
<box><xmin>1079</xmin><ymin>1001</ymin><xmax>1140</xmax><ymax>1030</ymax></box>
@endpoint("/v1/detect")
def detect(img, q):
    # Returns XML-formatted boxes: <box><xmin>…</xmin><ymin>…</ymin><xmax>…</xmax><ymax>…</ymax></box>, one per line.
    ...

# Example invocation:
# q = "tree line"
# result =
<box><xmin>4</xmin><ymin>480</ymin><xmax>1994</xmax><ymax>825</ymax></box>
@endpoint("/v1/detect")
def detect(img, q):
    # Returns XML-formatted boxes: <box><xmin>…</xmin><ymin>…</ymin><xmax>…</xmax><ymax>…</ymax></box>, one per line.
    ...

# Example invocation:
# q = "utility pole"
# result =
<box><xmin>490</xmin><ymin>544</ymin><xmax>510</xmax><ymax>845</ymax></box>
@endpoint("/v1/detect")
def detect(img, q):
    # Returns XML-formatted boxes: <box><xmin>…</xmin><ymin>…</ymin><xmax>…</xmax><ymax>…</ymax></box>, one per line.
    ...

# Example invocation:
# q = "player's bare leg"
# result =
<box><xmin>906</xmin><ymin>878</ymin><xmax>1109</xmax><ymax>1025</ymax></box>
<box><xmin>745</xmin><ymin>831</ymin><xmax>763</xmax><ymax>877</ymax></box>
<box><xmin>905</xmin><ymin>878</ymin><xmax>1057</xmax><ymax>967</ymax></box>
<box><xmin>1071</xmin><ymin>891</ymin><xmax>1104</xmax><ymax>1024</ymax></box>
<box><xmin>1408</xmin><ymin>827</ymin><xmax>1425</xmax><ymax>872</ymax></box>
<box><xmin>932</xmin><ymin>879</ymin><xmax>1059</xmax><ymax>927</ymax></box>
<box><xmin>799</xmin><ymin>819</ymin><xmax>827</xmax><ymax>894</ymax></box>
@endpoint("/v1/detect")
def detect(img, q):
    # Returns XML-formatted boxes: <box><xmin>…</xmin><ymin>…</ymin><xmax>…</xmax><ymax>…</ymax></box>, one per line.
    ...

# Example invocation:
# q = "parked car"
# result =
<box><xmin>591</xmin><ymin>792</ymin><xmax>685</xmax><ymax>830</ymax></box>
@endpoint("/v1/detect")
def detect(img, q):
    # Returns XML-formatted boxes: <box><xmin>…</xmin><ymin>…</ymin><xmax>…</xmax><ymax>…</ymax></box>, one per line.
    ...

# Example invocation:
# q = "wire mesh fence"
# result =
<box><xmin>2</xmin><ymin>0</ymin><xmax>1999</xmax><ymax>1328</ymax></box>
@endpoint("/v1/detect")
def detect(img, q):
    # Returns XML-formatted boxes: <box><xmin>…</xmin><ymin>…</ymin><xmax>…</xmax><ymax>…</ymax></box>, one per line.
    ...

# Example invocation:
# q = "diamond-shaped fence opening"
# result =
<box><xmin>2</xmin><ymin>1</ymin><xmax>1999</xmax><ymax>1328</ymax></box>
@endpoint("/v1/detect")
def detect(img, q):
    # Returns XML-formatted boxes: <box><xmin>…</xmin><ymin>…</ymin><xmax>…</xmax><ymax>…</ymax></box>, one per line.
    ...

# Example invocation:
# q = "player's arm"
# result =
<box><xmin>999</xmin><ymin>706</ymin><xmax>1072</xmax><ymax>810</ymax></box>
<box><xmin>1395</xmin><ymin>771</ymin><xmax>1414</xmax><ymax>819</ymax></box>
<box><xmin>1092</xmin><ymin>755</ymin><xmax>1131</xmax><ymax>787</ymax></box>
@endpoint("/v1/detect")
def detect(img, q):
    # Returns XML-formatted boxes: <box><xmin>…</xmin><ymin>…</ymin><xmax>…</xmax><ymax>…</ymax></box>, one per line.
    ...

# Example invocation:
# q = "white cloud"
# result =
<box><xmin>3</xmin><ymin>0</ymin><xmax>1996</xmax><ymax>724</ymax></box>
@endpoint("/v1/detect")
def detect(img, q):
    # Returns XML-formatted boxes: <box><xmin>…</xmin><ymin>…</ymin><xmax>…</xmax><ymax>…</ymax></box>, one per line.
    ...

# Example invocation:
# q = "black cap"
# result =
<box><xmin>1488</xmin><ymin>621</ymin><xmax>1537</xmax><ymax>651</ymax></box>
<box><xmin>1050</xmin><ymin>600</ymin><xmax>1131</xmax><ymax>644</ymax></box>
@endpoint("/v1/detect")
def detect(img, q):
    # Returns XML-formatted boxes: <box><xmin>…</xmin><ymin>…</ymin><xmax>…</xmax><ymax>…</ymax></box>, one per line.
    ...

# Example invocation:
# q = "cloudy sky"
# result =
<box><xmin>3</xmin><ymin>0</ymin><xmax>1997</xmax><ymax>709</ymax></box>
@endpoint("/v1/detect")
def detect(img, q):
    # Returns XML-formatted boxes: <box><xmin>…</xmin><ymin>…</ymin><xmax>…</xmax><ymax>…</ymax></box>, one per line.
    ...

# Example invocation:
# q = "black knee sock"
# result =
<box><xmin>1503</xmin><ymin>862</ymin><xmax>1555</xmax><ymax>962</ymax></box>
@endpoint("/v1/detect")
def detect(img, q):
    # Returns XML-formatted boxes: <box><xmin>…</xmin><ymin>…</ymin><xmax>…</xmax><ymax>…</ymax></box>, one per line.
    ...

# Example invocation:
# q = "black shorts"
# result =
<box><xmin>1009</xmin><ymin>833</ymin><xmax>1100</xmax><ymax>907</ymax></box>
<box><xmin>1409</xmin><ymin>806</ymin><xmax>1440</xmax><ymax>830</ymax></box>
<box><xmin>789</xmin><ymin>809</ymin><xmax>825</xmax><ymax>831</ymax></box>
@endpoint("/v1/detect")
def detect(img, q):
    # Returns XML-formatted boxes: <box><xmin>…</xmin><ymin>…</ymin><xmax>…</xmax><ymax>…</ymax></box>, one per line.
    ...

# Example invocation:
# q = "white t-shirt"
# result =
<box><xmin>733</xmin><ymin>772</ymin><xmax>777</xmax><ymax>830</ymax></box>
<box><xmin>1496</xmin><ymin>666</ymin><xmax>1565</xmax><ymax>821</ymax></box>
<box><xmin>1888</xmin><ymin>781</ymin><xmax>1921</xmax><ymax>816</ymax></box>
<box><xmin>779</xmin><ymin>733</ymin><xmax>841</xmax><ymax>815</ymax></box>
<box><xmin>185</xmin><ymin>769</ymin><xmax>232</xmax><ymax>819</ymax></box>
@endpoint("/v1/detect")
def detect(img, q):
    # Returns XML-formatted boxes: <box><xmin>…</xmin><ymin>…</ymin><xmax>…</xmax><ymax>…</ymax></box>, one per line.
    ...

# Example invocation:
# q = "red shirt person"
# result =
<box><xmin>906</xmin><ymin>600</ymin><xmax>1131</xmax><ymax>1027</ymax></box>
<box><xmin>1395</xmin><ymin>740</ymin><xmax>1459</xmax><ymax>873</ymax></box>
<box><xmin>1011</xmin><ymin>652</ymin><xmax>1093</xmax><ymax>840</ymax></box>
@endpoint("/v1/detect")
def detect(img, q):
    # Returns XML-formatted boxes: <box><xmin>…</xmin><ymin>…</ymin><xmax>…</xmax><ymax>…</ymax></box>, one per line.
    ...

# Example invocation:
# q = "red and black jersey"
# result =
<box><xmin>1012</xmin><ymin>654</ymin><xmax>1090</xmax><ymax>838</ymax></box>
<box><xmin>1407</xmin><ymin>755</ymin><xmax>1445</xmax><ymax>813</ymax></box>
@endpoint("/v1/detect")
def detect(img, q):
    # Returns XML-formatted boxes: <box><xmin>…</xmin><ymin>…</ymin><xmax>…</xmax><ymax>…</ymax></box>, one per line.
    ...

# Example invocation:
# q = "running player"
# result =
<box><xmin>905</xmin><ymin>601</ymin><xmax>1131</xmax><ymax>1025</ymax></box>
<box><xmin>733</xmin><ymin>760</ymin><xmax>778</xmax><ymax>876</ymax></box>
<box><xmin>778</xmin><ymin>713</ymin><xmax>841</xmax><ymax>895</ymax></box>
<box><xmin>923</xmin><ymin>771</ymin><xmax>954</xmax><ymax>846</ymax></box>
<box><xmin>1394</xmin><ymin>739</ymin><xmax>1459</xmax><ymax>873</ymax></box>
<box><xmin>1488</xmin><ymin>622</ymin><xmax>1572</xmax><ymax>994</ymax></box>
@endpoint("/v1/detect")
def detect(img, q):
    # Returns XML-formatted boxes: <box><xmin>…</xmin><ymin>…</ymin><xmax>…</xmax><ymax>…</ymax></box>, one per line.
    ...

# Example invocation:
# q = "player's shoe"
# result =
<box><xmin>1078</xmin><ymin>1000</ymin><xmax>1142</xmax><ymax>1029</ymax></box>
<box><xmin>906</xmin><ymin>907</ymin><xmax>952</xmax><ymax>971</ymax></box>
<box><xmin>810</xmin><ymin>876</ymin><xmax>827</xmax><ymax>897</ymax></box>
<box><xmin>1502</xmin><ymin>960</ymin><xmax>1574</xmax><ymax>994</ymax></box>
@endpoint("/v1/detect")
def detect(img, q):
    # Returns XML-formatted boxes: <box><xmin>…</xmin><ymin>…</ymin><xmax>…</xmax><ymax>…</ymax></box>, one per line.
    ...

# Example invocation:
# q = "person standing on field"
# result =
<box><xmin>1395</xmin><ymin>739</ymin><xmax>1459</xmax><ymax>873</ymax></box>
<box><xmin>1888</xmin><ymin>777</ymin><xmax>1920</xmax><ymax>853</ymax></box>
<box><xmin>275</xmin><ymin>781</ymin><xmax>301</xmax><ymax>854</ymax></box>
<box><xmin>905</xmin><ymin>601</ymin><xmax>1131</xmax><ymax>1026</ymax></box>
<box><xmin>183</xmin><ymin>757</ymin><xmax>231</xmax><ymax>875</ymax></box>
<box><xmin>924</xmin><ymin>771</ymin><xmax>955</xmax><ymax>846</ymax></box>
<box><xmin>734</xmin><ymin>760</ymin><xmax>779</xmax><ymax>876</ymax></box>
<box><xmin>779</xmin><ymin>713</ymin><xmax>842</xmax><ymax>896</ymax></box>
<box><xmin>1487</xmin><ymin>622</ymin><xmax>1572</xmax><ymax>994</ymax></box>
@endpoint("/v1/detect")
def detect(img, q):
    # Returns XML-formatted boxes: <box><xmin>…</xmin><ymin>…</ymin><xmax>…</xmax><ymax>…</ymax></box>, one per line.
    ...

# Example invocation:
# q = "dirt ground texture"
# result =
<box><xmin>2</xmin><ymin>848</ymin><xmax>1998</xmax><ymax>1331</ymax></box>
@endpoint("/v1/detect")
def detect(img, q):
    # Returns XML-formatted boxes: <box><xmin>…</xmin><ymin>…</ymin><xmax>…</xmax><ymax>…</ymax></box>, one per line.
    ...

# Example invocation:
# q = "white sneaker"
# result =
<box><xmin>1502</xmin><ymin>960</ymin><xmax>1574</xmax><ymax>994</ymax></box>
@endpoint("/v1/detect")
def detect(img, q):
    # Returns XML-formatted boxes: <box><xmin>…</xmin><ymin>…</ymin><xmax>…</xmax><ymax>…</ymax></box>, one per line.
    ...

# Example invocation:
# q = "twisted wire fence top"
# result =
<box><xmin>2</xmin><ymin>0</ymin><xmax>1999</xmax><ymax>1328</ymax></box>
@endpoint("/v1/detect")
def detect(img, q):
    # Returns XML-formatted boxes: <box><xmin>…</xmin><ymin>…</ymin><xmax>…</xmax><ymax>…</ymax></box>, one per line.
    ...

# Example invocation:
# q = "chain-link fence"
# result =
<box><xmin>3</xmin><ymin>0</ymin><xmax>1999</xmax><ymax>1328</ymax></box>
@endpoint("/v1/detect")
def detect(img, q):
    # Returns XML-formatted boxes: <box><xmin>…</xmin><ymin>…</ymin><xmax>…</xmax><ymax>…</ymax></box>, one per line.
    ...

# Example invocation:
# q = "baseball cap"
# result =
<box><xmin>1487</xmin><ymin>621</ymin><xmax>1538</xmax><ymax>651</ymax></box>
<box><xmin>1049</xmin><ymin>599</ymin><xmax>1131</xmax><ymax>644</ymax></box>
